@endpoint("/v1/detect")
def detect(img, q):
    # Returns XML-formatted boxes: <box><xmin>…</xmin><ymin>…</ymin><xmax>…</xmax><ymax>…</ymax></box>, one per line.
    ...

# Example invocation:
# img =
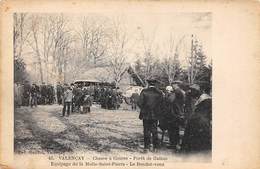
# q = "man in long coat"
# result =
<box><xmin>73</xmin><ymin>85</ymin><xmax>83</xmax><ymax>113</ymax></box>
<box><xmin>130</xmin><ymin>89</ymin><xmax>139</xmax><ymax>110</ymax></box>
<box><xmin>56</xmin><ymin>82</ymin><xmax>63</xmax><ymax>105</ymax></box>
<box><xmin>23</xmin><ymin>81</ymin><xmax>31</xmax><ymax>106</ymax></box>
<box><xmin>138</xmin><ymin>79</ymin><xmax>164</xmax><ymax>152</ymax></box>
<box><xmin>30</xmin><ymin>83</ymin><xmax>38</xmax><ymax>107</ymax></box>
<box><xmin>182</xmin><ymin>86</ymin><xmax>212</xmax><ymax>152</ymax></box>
<box><xmin>40</xmin><ymin>83</ymin><xmax>47</xmax><ymax>105</ymax></box>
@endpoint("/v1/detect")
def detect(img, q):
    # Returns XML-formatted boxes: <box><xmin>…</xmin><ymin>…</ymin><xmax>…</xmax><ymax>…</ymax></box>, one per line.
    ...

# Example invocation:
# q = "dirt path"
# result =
<box><xmin>14</xmin><ymin>104</ymin><xmax>145</xmax><ymax>154</ymax></box>
<box><xmin>14</xmin><ymin>104</ymin><xmax>211</xmax><ymax>162</ymax></box>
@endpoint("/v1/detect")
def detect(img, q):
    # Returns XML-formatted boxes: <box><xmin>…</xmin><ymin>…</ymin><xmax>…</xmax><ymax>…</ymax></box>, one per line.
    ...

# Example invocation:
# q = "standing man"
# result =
<box><xmin>30</xmin><ymin>83</ymin><xmax>38</xmax><ymax>107</ymax></box>
<box><xmin>56</xmin><ymin>82</ymin><xmax>63</xmax><ymax>105</ymax></box>
<box><xmin>23</xmin><ymin>81</ymin><xmax>31</xmax><ymax>106</ymax></box>
<box><xmin>138</xmin><ymin>79</ymin><xmax>163</xmax><ymax>153</ymax></box>
<box><xmin>71</xmin><ymin>83</ymin><xmax>76</xmax><ymax>112</ymax></box>
<box><xmin>62</xmin><ymin>86</ymin><xmax>73</xmax><ymax>117</ymax></box>
<box><xmin>130</xmin><ymin>89</ymin><xmax>139</xmax><ymax>111</ymax></box>
<box><xmin>74</xmin><ymin>84</ymin><xmax>83</xmax><ymax>113</ymax></box>
<box><xmin>163</xmin><ymin>85</ymin><xmax>185</xmax><ymax>150</ymax></box>
<box><xmin>100</xmin><ymin>87</ymin><xmax>106</xmax><ymax>108</ymax></box>
<box><xmin>82</xmin><ymin>88</ymin><xmax>92</xmax><ymax>114</ymax></box>
<box><xmin>40</xmin><ymin>82</ymin><xmax>47</xmax><ymax>105</ymax></box>
<box><xmin>182</xmin><ymin>85</ymin><xmax>212</xmax><ymax>152</ymax></box>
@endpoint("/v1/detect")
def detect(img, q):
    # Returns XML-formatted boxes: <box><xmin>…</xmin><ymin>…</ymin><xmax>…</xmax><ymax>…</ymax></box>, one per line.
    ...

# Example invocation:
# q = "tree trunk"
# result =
<box><xmin>34</xmin><ymin>33</ymin><xmax>44</xmax><ymax>83</ymax></box>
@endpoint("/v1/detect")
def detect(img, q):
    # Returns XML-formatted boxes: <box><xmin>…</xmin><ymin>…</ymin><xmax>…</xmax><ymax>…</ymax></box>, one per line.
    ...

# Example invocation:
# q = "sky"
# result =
<box><xmin>21</xmin><ymin>12</ymin><xmax>212</xmax><ymax>78</ymax></box>
<box><xmin>18</xmin><ymin>12</ymin><xmax>211</xmax><ymax>84</ymax></box>
<box><xmin>70</xmin><ymin>12</ymin><xmax>212</xmax><ymax>65</ymax></box>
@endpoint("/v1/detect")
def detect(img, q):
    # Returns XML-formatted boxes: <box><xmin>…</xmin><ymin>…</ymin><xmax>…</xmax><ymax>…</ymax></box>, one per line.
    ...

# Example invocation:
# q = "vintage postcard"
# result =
<box><xmin>0</xmin><ymin>0</ymin><xmax>259</xmax><ymax>169</ymax></box>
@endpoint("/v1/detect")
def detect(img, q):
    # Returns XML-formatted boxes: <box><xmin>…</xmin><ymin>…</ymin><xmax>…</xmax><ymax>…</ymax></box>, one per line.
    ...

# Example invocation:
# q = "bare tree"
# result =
<box><xmin>107</xmin><ymin>17</ymin><xmax>129</xmax><ymax>89</ymax></box>
<box><xmin>41</xmin><ymin>16</ymin><xmax>56</xmax><ymax>82</ymax></box>
<box><xmin>25</xmin><ymin>14</ymin><xmax>73</xmax><ymax>83</ymax></box>
<box><xmin>138</xmin><ymin>28</ymin><xmax>159</xmax><ymax>82</ymax></box>
<box><xmin>13</xmin><ymin>13</ymin><xmax>31</xmax><ymax>59</ymax></box>
<box><xmin>77</xmin><ymin>17</ymin><xmax>92</xmax><ymax>65</ymax></box>
<box><xmin>47</xmin><ymin>14</ymin><xmax>74</xmax><ymax>83</ymax></box>
<box><xmin>161</xmin><ymin>34</ymin><xmax>181</xmax><ymax>85</ymax></box>
<box><xmin>187</xmin><ymin>34</ymin><xmax>207</xmax><ymax>84</ymax></box>
<box><xmin>77</xmin><ymin>16</ymin><xmax>108</xmax><ymax>69</ymax></box>
<box><xmin>89</xmin><ymin>19</ymin><xmax>108</xmax><ymax>66</ymax></box>
<box><xmin>26</xmin><ymin>15</ymin><xmax>44</xmax><ymax>83</ymax></box>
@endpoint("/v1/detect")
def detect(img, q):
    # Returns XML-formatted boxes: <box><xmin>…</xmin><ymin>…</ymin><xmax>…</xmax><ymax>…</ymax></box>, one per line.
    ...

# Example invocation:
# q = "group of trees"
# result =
<box><xmin>14</xmin><ymin>13</ymin><xmax>30</xmax><ymax>83</ymax></box>
<box><xmin>133</xmin><ymin>34</ymin><xmax>211</xmax><ymax>87</ymax></box>
<box><xmin>14</xmin><ymin>13</ymin><xmax>211</xmax><ymax>88</ymax></box>
<box><xmin>13</xmin><ymin>13</ymin><xmax>131</xmax><ymax>85</ymax></box>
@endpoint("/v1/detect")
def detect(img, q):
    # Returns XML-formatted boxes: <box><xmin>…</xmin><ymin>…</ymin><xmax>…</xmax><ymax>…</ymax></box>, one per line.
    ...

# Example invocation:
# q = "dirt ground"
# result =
<box><xmin>14</xmin><ymin>103</ymin><xmax>145</xmax><ymax>154</ymax></box>
<box><xmin>14</xmin><ymin>103</ymin><xmax>210</xmax><ymax>161</ymax></box>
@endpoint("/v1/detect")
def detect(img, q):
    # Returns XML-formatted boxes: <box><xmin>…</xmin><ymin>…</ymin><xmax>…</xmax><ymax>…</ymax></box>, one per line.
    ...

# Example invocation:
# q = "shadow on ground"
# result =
<box><xmin>14</xmin><ymin>105</ymin><xmax>144</xmax><ymax>154</ymax></box>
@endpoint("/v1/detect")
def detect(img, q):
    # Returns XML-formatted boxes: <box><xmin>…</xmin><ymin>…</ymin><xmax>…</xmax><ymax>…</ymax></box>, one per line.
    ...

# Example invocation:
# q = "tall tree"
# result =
<box><xmin>107</xmin><ymin>17</ymin><xmax>129</xmax><ymax>89</ymax></box>
<box><xmin>13</xmin><ymin>13</ymin><xmax>31</xmax><ymax>83</ymax></box>
<box><xmin>26</xmin><ymin>15</ymin><xmax>44</xmax><ymax>83</ymax></box>
<box><xmin>77</xmin><ymin>16</ymin><xmax>108</xmax><ymax>68</ymax></box>
<box><xmin>187</xmin><ymin>35</ymin><xmax>207</xmax><ymax>84</ymax></box>
<box><xmin>13</xmin><ymin>13</ymin><xmax>30</xmax><ymax>59</ymax></box>
<box><xmin>161</xmin><ymin>34</ymin><xmax>181</xmax><ymax>85</ymax></box>
<box><xmin>137</xmin><ymin>28</ymin><xmax>159</xmax><ymax>82</ymax></box>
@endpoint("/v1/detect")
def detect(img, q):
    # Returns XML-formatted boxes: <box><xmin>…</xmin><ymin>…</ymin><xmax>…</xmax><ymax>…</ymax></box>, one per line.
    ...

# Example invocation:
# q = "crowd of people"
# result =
<box><xmin>61</xmin><ymin>83</ymin><xmax>123</xmax><ymax>116</ymax></box>
<box><xmin>137</xmin><ymin>79</ymin><xmax>212</xmax><ymax>153</ymax></box>
<box><xmin>14</xmin><ymin>81</ymin><xmax>123</xmax><ymax>113</ymax></box>
<box><xmin>14</xmin><ymin>79</ymin><xmax>211</xmax><ymax>153</ymax></box>
<box><xmin>14</xmin><ymin>81</ymin><xmax>56</xmax><ymax>107</ymax></box>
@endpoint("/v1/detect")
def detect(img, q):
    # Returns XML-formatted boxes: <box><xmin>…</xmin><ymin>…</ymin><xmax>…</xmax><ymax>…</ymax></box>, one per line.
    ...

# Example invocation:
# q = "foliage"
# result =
<box><xmin>14</xmin><ymin>57</ymin><xmax>29</xmax><ymax>83</ymax></box>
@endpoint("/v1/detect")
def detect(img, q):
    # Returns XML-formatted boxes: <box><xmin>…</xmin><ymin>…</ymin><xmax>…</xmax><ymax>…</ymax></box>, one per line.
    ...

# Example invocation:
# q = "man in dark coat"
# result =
<box><xmin>81</xmin><ymin>87</ymin><xmax>93</xmax><ymax>114</ymax></box>
<box><xmin>184</xmin><ymin>84</ymin><xmax>201</xmax><ymax>127</ymax></box>
<box><xmin>30</xmin><ymin>83</ymin><xmax>38</xmax><ymax>107</ymax></box>
<box><xmin>182</xmin><ymin>86</ymin><xmax>212</xmax><ymax>152</ymax></box>
<box><xmin>56</xmin><ymin>82</ymin><xmax>63</xmax><ymax>105</ymax></box>
<box><xmin>111</xmin><ymin>89</ymin><xmax>119</xmax><ymax>109</ymax></box>
<box><xmin>40</xmin><ymin>83</ymin><xmax>47</xmax><ymax>105</ymax></box>
<box><xmin>105</xmin><ymin>88</ymin><xmax>113</xmax><ymax>109</ymax></box>
<box><xmin>164</xmin><ymin>84</ymin><xmax>185</xmax><ymax>149</ymax></box>
<box><xmin>138</xmin><ymin>79</ymin><xmax>164</xmax><ymax>152</ymax></box>
<box><xmin>100</xmin><ymin>87</ymin><xmax>106</xmax><ymax>108</ymax></box>
<box><xmin>73</xmin><ymin>85</ymin><xmax>83</xmax><ymax>113</ymax></box>
<box><xmin>23</xmin><ymin>81</ymin><xmax>31</xmax><ymax>106</ymax></box>
<box><xmin>47</xmin><ymin>84</ymin><xmax>55</xmax><ymax>104</ymax></box>
<box><xmin>130</xmin><ymin>89</ymin><xmax>139</xmax><ymax>110</ymax></box>
<box><xmin>71</xmin><ymin>83</ymin><xmax>76</xmax><ymax>112</ymax></box>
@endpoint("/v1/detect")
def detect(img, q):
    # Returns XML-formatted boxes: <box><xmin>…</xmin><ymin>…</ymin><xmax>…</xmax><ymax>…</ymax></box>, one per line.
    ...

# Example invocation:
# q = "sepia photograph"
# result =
<box><xmin>13</xmin><ymin>12</ymin><xmax>212</xmax><ymax>159</ymax></box>
<box><xmin>1</xmin><ymin>0</ymin><xmax>260</xmax><ymax>169</ymax></box>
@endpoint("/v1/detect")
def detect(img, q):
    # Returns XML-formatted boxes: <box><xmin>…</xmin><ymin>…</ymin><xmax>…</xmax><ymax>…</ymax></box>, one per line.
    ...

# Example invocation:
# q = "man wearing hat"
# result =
<box><xmin>30</xmin><ymin>83</ymin><xmax>38</xmax><ymax>107</ymax></box>
<box><xmin>182</xmin><ymin>85</ymin><xmax>212</xmax><ymax>152</ymax></box>
<box><xmin>56</xmin><ymin>82</ymin><xmax>63</xmax><ymax>105</ymax></box>
<box><xmin>23</xmin><ymin>81</ymin><xmax>31</xmax><ymax>106</ymax></box>
<box><xmin>138</xmin><ymin>79</ymin><xmax>164</xmax><ymax>152</ymax></box>
<box><xmin>62</xmin><ymin>86</ymin><xmax>73</xmax><ymax>117</ymax></box>
<box><xmin>163</xmin><ymin>84</ymin><xmax>185</xmax><ymax>150</ymax></box>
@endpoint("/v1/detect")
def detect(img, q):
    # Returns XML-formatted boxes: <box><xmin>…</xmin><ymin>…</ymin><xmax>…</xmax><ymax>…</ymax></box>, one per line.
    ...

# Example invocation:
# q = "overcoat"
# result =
<box><xmin>182</xmin><ymin>94</ymin><xmax>212</xmax><ymax>152</ymax></box>
<box><xmin>138</xmin><ymin>87</ymin><xmax>164</xmax><ymax>120</ymax></box>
